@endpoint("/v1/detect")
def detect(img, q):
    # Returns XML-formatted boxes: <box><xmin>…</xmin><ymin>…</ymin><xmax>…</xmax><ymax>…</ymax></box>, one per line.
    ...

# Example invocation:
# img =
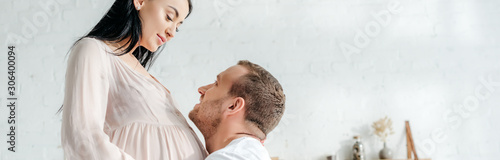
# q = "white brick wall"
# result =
<box><xmin>1</xmin><ymin>0</ymin><xmax>499</xmax><ymax>159</ymax></box>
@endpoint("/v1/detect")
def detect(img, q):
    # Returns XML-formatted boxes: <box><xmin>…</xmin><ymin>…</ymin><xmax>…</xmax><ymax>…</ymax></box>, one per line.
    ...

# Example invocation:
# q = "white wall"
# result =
<box><xmin>1</xmin><ymin>0</ymin><xmax>499</xmax><ymax>159</ymax></box>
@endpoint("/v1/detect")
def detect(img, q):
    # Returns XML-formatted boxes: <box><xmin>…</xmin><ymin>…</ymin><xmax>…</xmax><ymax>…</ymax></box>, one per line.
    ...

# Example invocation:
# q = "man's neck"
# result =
<box><xmin>205</xmin><ymin>132</ymin><xmax>243</xmax><ymax>153</ymax></box>
<box><xmin>205</xmin><ymin>126</ymin><xmax>263</xmax><ymax>154</ymax></box>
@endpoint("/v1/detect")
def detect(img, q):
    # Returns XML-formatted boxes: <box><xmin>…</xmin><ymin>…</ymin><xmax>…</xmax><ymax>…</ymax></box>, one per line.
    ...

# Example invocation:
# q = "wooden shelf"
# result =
<box><xmin>380</xmin><ymin>159</ymin><xmax>431</xmax><ymax>160</ymax></box>
<box><xmin>326</xmin><ymin>158</ymin><xmax>431</xmax><ymax>160</ymax></box>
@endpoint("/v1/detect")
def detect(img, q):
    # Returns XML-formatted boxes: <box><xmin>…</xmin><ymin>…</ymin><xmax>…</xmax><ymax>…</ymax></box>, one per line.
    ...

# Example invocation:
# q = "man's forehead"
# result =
<box><xmin>219</xmin><ymin>65</ymin><xmax>248</xmax><ymax>82</ymax></box>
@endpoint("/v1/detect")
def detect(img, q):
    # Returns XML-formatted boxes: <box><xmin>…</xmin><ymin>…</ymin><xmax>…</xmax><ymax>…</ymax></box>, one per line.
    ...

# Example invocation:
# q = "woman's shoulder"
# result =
<box><xmin>67</xmin><ymin>37</ymin><xmax>113</xmax><ymax>68</ymax></box>
<box><xmin>70</xmin><ymin>37</ymin><xmax>110</xmax><ymax>60</ymax></box>
<box><xmin>73</xmin><ymin>37</ymin><xmax>107</xmax><ymax>52</ymax></box>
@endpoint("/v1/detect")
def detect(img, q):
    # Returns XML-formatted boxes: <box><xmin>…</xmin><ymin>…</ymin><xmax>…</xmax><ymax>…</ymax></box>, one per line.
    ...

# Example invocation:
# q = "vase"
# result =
<box><xmin>379</xmin><ymin>142</ymin><xmax>392</xmax><ymax>159</ymax></box>
<box><xmin>352</xmin><ymin>136</ymin><xmax>365</xmax><ymax>160</ymax></box>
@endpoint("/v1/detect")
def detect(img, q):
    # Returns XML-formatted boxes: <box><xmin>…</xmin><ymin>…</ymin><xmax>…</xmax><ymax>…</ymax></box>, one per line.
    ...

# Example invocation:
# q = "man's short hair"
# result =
<box><xmin>228</xmin><ymin>60</ymin><xmax>285</xmax><ymax>135</ymax></box>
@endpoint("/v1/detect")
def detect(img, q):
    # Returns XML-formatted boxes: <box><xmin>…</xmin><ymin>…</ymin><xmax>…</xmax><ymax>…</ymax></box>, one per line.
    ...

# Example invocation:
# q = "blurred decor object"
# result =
<box><xmin>379</xmin><ymin>142</ymin><xmax>393</xmax><ymax>159</ymax></box>
<box><xmin>374</xmin><ymin>121</ymin><xmax>432</xmax><ymax>160</ymax></box>
<box><xmin>406</xmin><ymin>121</ymin><xmax>418</xmax><ymax>160</ymax></box>
<box><xmin>352</xmin><ymin>136</ymin><xmax>365</xmax><ymax>160</ymax></box>
<box><xmin>326</xmin><ymin>155</ymin><xmax>333</xmax><ymax>160</ymax></box>
<box><xmin>271</xmin><ymin>157</ymin><xmax>279</xmax><ymax>160</ymax></box>
<box><xmin>372</xmin><ymin>116</ymin><xmax>395</xmax><ymax>159</ymax></box>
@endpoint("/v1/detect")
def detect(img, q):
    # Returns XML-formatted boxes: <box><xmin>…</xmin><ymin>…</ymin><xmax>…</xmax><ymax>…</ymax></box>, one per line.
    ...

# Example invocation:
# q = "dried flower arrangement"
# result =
<box><xmin>372</xmin><ymin>116</ymin><xmax>395</xmax><ymax>142</ymax></box>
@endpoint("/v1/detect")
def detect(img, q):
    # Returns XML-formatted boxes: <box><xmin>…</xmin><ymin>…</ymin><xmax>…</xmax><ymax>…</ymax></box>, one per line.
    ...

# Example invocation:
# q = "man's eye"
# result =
<box><xmin>166</xmin><ymin>15</ymin><xmax>173</xmax><ymax>21</ymax></box>
<box><xmin>214</xmin><ymin>80</ymin><xmax>218</xmax><ymax>86</ymax></box>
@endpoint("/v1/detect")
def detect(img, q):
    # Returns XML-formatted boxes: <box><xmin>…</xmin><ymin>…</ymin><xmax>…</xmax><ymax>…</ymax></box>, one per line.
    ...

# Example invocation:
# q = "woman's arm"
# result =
<box><xmin>61</xmin><ymin>38</ymin><xmax>134</xmax><ymax>160</ymax></box>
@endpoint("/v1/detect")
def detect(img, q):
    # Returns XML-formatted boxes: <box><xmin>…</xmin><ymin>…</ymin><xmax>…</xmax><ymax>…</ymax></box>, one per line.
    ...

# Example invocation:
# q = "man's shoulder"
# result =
<box><xmin>206</xmin><ymin>137</ymin><xmax>271</xmax><ymax>160</ymax></box>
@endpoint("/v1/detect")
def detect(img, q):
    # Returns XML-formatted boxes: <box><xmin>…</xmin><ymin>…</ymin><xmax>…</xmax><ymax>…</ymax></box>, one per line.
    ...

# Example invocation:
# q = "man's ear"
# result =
<box><xmin>226</xmin><ymin>97</ymin><xmax>245</xmax><ymax>115</ymax></box>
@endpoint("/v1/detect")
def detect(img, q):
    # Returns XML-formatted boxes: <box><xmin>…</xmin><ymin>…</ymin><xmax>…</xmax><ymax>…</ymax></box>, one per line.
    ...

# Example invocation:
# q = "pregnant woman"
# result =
<box><xmin>60</xmin><ymin>0</ymin><xmax>207</xmax><ymax>159</ymax></box>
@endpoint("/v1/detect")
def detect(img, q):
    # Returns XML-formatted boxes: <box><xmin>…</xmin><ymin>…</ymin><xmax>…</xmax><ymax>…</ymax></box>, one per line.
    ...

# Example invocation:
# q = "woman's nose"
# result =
<box><xmin>166</xmin><ymin>24</ymin><xmax>176</xmax><ymax>39</ymax></box>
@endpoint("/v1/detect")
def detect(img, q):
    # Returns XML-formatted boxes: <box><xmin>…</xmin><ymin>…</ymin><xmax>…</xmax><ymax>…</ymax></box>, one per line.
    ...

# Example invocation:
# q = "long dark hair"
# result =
<box><xmin>57</xmin><ymin>0</ymin><xmax>193</xmax><ymax>114</ymax></box>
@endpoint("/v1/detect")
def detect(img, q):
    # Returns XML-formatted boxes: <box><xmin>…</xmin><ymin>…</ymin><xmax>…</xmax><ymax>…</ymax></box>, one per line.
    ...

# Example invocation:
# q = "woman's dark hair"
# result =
<box><xmin>57</xmin><ymin>0</ymin><xmax>193</xmax><ymax>114</ymax></box>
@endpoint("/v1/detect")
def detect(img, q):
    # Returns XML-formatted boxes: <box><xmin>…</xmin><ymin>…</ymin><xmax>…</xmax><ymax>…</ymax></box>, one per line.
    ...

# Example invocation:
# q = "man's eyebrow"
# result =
<box><xmin>168</xmin><ymin>5</ymin><xmax>184</xmax><ymax>24</ymax></box>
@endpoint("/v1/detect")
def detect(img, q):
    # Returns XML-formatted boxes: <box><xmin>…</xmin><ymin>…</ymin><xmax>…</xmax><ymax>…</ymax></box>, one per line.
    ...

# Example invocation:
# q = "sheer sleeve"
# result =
<box><xmin>61</xmin><ymin>38</ymin><xmax>135</xmax><ymax>160</ymax></box>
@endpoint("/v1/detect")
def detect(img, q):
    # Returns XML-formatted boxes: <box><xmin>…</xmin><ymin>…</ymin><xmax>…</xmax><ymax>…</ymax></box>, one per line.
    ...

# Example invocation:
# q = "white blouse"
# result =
<box><xmin>61</xmin><ymin>38</ymin><xmax>207</xmax><ymax>160</ymax></box>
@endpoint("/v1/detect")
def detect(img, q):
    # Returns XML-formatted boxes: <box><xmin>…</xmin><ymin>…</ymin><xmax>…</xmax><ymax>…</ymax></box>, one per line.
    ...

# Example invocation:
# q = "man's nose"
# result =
<box><xmin>198</xmin><ymin>84</ymin><xmax>213</xmax><ymax>95</ymax></box>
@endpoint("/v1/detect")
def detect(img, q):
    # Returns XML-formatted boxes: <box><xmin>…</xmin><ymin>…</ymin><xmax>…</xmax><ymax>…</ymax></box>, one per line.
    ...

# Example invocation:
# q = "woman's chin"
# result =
<box><xmin>143</xmin><ymin>45</ymin><xmax>158</xmax><ymax>52</ymax></box>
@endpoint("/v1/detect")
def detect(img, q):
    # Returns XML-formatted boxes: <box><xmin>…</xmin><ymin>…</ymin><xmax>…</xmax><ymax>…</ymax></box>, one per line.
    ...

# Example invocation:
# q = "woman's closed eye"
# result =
<box><xmin>166</xmin><ymin>15</ymin><xmax>180</xmax><ymax>32</ymax></box>
<box><xmin>166</xmin><ymin>14</ymin><xmax>173</xmax><ymax>21</ymax></box>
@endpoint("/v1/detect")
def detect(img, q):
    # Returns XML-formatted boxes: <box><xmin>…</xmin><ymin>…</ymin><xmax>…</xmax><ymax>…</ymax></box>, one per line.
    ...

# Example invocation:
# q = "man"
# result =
<box><xmin>189</xmin><ymin>60</ymin><xmax>286</xmax><ymax>160</ymax></box>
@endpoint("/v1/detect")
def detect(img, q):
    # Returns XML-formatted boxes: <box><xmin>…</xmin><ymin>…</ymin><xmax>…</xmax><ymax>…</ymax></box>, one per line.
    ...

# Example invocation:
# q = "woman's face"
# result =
<box><xmin>134</xmin><ymin>0</ymin><xmax>189</xmax><ymax>52</ymax></box>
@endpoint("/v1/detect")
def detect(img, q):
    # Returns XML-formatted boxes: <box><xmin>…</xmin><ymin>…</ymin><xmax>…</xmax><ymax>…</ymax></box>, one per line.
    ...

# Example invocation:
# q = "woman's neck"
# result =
<box><xmin>104</xmin><ymin>37</ymin><xmax>139</xmax><ymax>56</ymax></box>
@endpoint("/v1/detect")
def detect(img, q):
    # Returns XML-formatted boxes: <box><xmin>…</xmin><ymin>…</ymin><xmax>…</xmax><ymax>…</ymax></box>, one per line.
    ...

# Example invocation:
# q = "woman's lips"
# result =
<box><xmin>157</xmin><ymin>34</ymin><xmax>166</xmax><ymax>44</ymax></box>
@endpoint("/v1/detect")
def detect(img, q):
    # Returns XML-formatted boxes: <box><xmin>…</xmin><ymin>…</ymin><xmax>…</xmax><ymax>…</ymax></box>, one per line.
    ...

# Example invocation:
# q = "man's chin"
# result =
<box><xmin>188</xmin><ymin>113</ymin><xmax>203</xmax><ymax>132</ymax></box>
<box><xmin>188</xmin><ymin>110</ymin><xmax>195</xmax><ymax>121</ymax></box>
<box><xmin>188</xmin><ymin>107</ymin><xmax>200</xmax><ymax>122</ymax></box>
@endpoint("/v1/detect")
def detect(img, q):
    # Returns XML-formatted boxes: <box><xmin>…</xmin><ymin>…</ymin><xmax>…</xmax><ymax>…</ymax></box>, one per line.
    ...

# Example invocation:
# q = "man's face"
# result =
<box><xmin>189</xmin><ymin>65</ymin><xmax>248</xmax><ymax>137</ymax></box>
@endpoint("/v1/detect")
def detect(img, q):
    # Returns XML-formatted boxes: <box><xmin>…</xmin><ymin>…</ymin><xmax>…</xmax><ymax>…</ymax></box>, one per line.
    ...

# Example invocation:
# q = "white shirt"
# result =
<box><xmin>61</xmin><ymin>38</ymin><xmax>207</xmax><ymax>160</ymax></box>
<box><xmin>206</xmin><ymin>137</ymin><xmax>271</xmax><ymax>160</ymax></box>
